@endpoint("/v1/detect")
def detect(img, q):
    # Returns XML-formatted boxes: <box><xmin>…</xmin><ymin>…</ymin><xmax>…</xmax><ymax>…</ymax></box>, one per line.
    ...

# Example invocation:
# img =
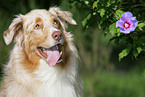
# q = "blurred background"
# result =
<box><xmin>0</xmin><ymin>0</ymin><xmax>145</xmax><ymax>97</ymax></box>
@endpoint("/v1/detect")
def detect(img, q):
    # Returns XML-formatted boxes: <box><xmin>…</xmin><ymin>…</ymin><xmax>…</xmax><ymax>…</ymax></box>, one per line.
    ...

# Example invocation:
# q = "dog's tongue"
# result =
<box><xmin>46</xmin><ymin>46</ymin><xmax>60</xmax><ymax>66</ymax></box>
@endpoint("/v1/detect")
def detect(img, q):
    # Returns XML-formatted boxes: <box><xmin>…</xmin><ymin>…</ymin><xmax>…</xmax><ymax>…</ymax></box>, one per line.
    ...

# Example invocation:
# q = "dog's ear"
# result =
<box><xmin>3</xmin><ymin>15</ymin><xmax>23</xmax><ymax>45</ymax></box>
<box><xmin>49</xmin><ymin>7</ymin><xmax>77</xmax><ymax>25</ymax></box>
<box><xmin>57</xmin><ymin>11</ymin><xmax>77</xmax><ymax>25</ymax></box>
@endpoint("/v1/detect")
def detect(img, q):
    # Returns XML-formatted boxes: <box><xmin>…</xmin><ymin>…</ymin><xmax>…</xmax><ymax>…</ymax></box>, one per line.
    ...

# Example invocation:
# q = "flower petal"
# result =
<box><xmin>130</xmin><ymin>17</ymin><xmax>137</xmax><ymax>21</ymax></box>
<box><xmin>116</xmin><ymin>20</ymin><xmax>124</xmax><ymax>28</ymax></box>
<box><xmin>130</xmin><ymin>25</ymin><xmax>136</xmax><ymax>32</ymax></box>
<box><xmin>120</xmin><ymin>16</ymin><xmax>128</xmax><ymax>22</ymax></box>
<box><xmin>120</xmin><ymin>27</ymin><xmax>132</xmax><ymax>34</ymax></box>
<box><xmin>131</xmin><ymin>17</ymin><xmax>138</xmax><ymax>26</ymax></box>
<box><xmin>134</xmin><ymin>20</ymin><xmax>138</xmax><ymax>27</ymax></box>
<box><xmin>121</xmin><ymin>12</ymin><xmax>133</xmax><ymax>18</ymax></box>
<box><xmin>121</xmin><ymin>30</ymin><xmax>131</xmax><ymax>34</ymax></box>
<box><xmin>120</xmin><ymin>28</ymin><xmax>126</xmax><ymax>33</ymax></box>
<box><xmin>130</xmin><ymin>21</ymin><xmax>138</xmax><ymax>31</ymax></box>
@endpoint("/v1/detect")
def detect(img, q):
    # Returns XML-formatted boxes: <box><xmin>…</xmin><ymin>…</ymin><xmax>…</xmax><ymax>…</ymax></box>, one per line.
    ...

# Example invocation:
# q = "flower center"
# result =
<box><xmin>124</xmin><ymin>22</ymin><xmax>130</xmax><ymax>29</ymax></box>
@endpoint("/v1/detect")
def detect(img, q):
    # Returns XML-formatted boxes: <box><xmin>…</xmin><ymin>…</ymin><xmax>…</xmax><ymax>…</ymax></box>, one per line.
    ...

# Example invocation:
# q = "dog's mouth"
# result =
<box><xmin>37</xmin><ymin>43</ymin><xmax>63</xmax><ymax>66</ymax></box>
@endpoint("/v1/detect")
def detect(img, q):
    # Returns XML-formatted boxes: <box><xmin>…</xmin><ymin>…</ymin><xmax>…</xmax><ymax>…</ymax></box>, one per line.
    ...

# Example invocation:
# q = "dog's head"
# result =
<box><xmin>3</xmin><ymin>7</ymin><xmax>77</xmax><ymax>69</ymax></box>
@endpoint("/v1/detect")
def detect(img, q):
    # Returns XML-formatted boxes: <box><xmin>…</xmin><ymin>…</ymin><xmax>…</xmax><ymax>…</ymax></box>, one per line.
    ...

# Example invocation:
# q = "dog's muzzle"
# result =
<box><xmin>37</xmin><ymin>33</ymin><xmax>64</xmax><ymax>66</ymax></box>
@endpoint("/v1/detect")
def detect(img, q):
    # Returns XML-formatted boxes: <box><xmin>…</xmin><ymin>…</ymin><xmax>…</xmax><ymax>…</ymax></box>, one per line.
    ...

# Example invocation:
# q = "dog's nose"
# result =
<box><xmin>52</xmin><ymin>31</ymin><xmax>63</xmax><ymax>41</ymax></box>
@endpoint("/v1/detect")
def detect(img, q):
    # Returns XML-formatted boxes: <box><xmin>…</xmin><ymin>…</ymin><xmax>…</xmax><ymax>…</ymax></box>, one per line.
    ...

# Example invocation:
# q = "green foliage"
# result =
<box><xmin>115</xmin><ymin>9</ymin><xmax>124</xmax><ymax>19</ymax></box>
<box><xmin>69</xmin><ymin>0</ymin><xmax>145</xmax><ymax>74</ymax></box>
<box><xmin>138</xmin><ymin>23</ymin><xmax>145</xmax><ymax>29</ymax></box>
<box><xmin>109</xmin><ymin>23</ymin><xmax>117</xmax><ymax>36</ymax></box>
<box><xmin>83</xmin><ymin>71</ymin><xmax>145</xmax><ymax>97</ymax></box>
<box><xmin>93</xmin><ymin>1</ymin><xmax>99</xmax><ymax>9</ymax></box>
<box><xmin>82</xmin><ymin>13</ymin><xmax>91</xmax><ymax>27</ymax></box>
<box><xmin>69</xmin><ymin>0</ymin><xmax>145</xmax><ymax>58</ymax></box>
<box><xmin>119</xmin><ymin>47</ymin><xmax>131</xmax><ymax>61</ymax></box>
<box><xmin>99</xmin><ymin>8</ymin><xmax>105</xmax><ymax>18</ymax></box>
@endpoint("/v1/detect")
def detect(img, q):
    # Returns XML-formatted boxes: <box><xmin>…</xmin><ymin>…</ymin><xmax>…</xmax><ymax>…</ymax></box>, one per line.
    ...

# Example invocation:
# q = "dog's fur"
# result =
<box><xmin>0</xmin><ymin>7</ymin><xmax>83</xmax><ymax>97</ymax></box>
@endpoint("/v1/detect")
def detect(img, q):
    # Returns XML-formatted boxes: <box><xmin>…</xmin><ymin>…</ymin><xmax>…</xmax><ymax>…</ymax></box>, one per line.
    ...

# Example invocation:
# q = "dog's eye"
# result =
<box><xmin>35</xmin><ymin>24</ymin><xmax>40</xmax><ymax>29</ymax></box>
<box><xmin>53</xmin><ymin>19</ymin><xmax>59</xmax><ymax>26</ymax></box>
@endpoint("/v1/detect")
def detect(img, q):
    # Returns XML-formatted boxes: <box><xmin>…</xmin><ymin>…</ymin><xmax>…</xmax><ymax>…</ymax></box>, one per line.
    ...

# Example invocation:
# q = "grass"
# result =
<box><xmin>82</xmin><ymin>70</ymin><xmax>145</xmax><ymax>97</ymax></box>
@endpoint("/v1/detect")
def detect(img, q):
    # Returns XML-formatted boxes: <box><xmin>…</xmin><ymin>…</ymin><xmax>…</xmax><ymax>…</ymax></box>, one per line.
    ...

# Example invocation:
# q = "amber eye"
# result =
<box><xmin>53</xmin><ymin>19</ymin><xmax>59</xmax><ymax>25</ymax></box>
<box><xmin>35</xmin><ymin>24</ymin><xmax>40</xmax><ymax>28</ymax></box>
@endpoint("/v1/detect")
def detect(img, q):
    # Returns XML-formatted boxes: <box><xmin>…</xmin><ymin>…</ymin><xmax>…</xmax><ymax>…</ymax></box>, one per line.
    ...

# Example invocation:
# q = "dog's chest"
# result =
<box><xmin>36</xmin><ymin>81</ymin><xmax>77</xmax><ymax>97</ymax></box>
<box><xmin>33</xmin><ymin>59</ymin><xmax>77</xmax><ymax>97</ymax></box>
<box><xmin>5</xmin><ymin>59</ymin><xmax>77</xmax><ymax>97</ymax></box>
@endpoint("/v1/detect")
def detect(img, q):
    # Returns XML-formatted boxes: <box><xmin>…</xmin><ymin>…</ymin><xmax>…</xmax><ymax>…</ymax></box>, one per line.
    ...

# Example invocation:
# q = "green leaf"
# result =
<box><xmin>93</xmin><ymin>0</ymin><xmax>99</xmax><ymax>9</ymax></box>
<box><xmin>115</xmin><ymin>9</ymin><xmax>124</xmax><ymax>19</ymax></box>
<box><xmin>106</xmin><ymin>0</ymin><xmax>115</xmax><ymax>7</ymax></box>
<box><xmin>133</xmin><ymin>47</ymin><xmax>143</xmax><ymax>58</ymax></box>
<box><xmin>137</xmin><ymin>47</ymin><xmax>142</xmax><ymax>54</ymax></box>
<box><xmin>109</xmin><ymin>23</ymin><xmax>116</xmax><ymax>36</ymax></box>
<box><xmin>119</xmin><ymin>47</ymin><xmax>131</xmax><ymax>61</ymax></box>
<box><xmin>117</xmin><ymin>28</ymin><xmax>121</xmax><ymax>37</ymax></box>
<box><xmin>137</xmin><ymin>23</ymin><xmax>145</xmax><ymax>28</ymax></box>
<box><xmin>71</xmin><ymin>1</ymin><xmax>77</xmax><ymax>7</ymax></box>
<box><xmin>82</xmin><ymin>13</ymin><xmax>92</xmax><ymax>27</ymax></box>
<box><xmin>100</xmin><ymin>8</ymin><xmax>105</xmax><ymax>18</ymax></box>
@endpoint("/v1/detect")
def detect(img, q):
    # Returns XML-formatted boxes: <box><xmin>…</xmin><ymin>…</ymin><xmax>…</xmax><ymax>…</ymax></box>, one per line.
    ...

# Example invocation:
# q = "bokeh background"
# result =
<box><xmin>0</xmin><ymin>0</ymin><xmax>145</xmax><ymax>97</ymax></box>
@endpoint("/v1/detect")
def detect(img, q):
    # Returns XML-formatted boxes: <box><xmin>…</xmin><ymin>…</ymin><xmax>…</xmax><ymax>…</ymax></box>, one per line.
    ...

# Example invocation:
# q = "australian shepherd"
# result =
<box><xmin>0</xmin><ymin>7</ymin><xmax>83</xmax><ymax>97</ymax></box>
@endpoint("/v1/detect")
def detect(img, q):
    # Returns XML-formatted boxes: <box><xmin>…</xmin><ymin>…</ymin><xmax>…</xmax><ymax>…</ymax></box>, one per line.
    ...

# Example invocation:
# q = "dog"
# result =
<box><xmin>0</xmin><ymin>7</ymin><xmax>83</xmax><ymax>97</ymax></box>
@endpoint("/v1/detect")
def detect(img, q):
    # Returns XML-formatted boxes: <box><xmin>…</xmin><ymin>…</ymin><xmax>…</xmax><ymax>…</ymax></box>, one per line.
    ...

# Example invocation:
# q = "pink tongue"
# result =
<box><xmin>46</xmin><ymin>47</ymin><xmax>60</xmax><ymax>66</ymax></box>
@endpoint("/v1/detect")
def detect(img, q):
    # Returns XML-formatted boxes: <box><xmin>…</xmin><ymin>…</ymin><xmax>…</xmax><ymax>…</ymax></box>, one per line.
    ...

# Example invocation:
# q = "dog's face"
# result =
<box><xmin>3</xmin><ymin>8</ymin><xmax>76</xmax><ymax>71</ymax></box>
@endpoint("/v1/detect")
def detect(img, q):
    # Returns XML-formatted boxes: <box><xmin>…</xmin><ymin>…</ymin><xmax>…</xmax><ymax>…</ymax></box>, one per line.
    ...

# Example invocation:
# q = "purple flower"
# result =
<box><xmin>116</xmin><ymin>12</ymin><xmax>138</xmax><ymax>34</ymax></box>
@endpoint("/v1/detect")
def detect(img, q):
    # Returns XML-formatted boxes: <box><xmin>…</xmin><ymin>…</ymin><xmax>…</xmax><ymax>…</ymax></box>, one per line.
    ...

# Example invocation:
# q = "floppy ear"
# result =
<box><xmin>49</xmin><ymin>7</ymin><xmax>77</xmax><ymax>25</ymax></box>
<box><xmin>3</xmin><ymin>15</ymin><xmax>23</xmax><ymax>45</ymax></box>
<box><xmin>57</xmin><ymin>11</ymin><xmax>77</xmax><ymax>25</ymax></box>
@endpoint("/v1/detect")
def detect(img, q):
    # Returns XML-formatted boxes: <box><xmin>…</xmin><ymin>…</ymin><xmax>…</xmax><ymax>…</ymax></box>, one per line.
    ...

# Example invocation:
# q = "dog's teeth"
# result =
<box><xmin>57</xmin><ymin>59</ymin><xmax>63</xmax><ymax>63</ymax></box>
<box><xmin>60</xmin><ymin>51</ymin><xmax>62</xmax><ymax>55</ymax></box>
